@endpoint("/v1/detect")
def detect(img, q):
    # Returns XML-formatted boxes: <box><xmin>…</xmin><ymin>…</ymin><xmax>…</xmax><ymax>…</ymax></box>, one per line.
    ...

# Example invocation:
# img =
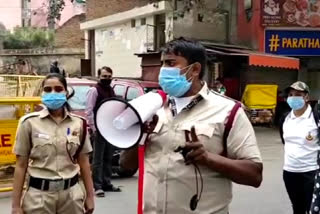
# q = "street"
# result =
<box><xmin>0</xmin><ymin>127</ymin><xmax>291</xmax><ymax>214</ymax></box>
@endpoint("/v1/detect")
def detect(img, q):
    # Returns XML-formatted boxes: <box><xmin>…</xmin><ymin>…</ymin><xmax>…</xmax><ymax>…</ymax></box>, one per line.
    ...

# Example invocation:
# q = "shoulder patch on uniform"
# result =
<box><xmin>69</xmin><ymin>113</ymin><xmax>86</xmax><ymax>121</ymax></box>
<box><xmin>20</xmin><ymin>112</ymin><xmax>40</xmax><ymax>123</ymax></box>
<box><xmin>209</xmin><ymin>89</ymin><xmax>239</xmax><ymax>103</ymax></box>
<box><xmin>209</xmin><ymin>89</ymin><xmax>245</xmax><ymax>109</ymax></box>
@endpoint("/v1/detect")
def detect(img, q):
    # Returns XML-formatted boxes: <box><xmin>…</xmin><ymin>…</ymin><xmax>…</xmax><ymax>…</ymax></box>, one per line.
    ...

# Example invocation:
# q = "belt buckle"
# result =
<box><xmin>49</xmin><ymin>180</ymin><xmax>64</xmax><ymax>191</ymax></box>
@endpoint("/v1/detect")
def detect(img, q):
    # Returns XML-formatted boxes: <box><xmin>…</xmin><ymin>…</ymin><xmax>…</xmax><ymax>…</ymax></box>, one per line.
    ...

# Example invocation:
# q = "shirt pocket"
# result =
<box><xmin>177</xmin><ymin>122</ymin><xmax>221</xmax><ymax>154</ymax></box>
<box><xmin>31</xmin><ymin>134</ymin><xmax>54</xmax><ymax>160</ymax></box>
<box><xmin>66</xmin><ymin>135</ymin><xmax>81</xmax><ymax>157</ymax></box>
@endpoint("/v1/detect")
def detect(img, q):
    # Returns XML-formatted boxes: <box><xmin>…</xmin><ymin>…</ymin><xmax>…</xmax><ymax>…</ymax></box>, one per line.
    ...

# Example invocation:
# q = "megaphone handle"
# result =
<box><xmin>138</xmin><ymin>115</ymin><xmax>158</xmax><ymax>214</ymax></box>
<box><xmin>138</xmin><ymin>144</ymin><xmax>145</xmax><ymax>214</ymax></box>
<box><xmin>137</xmin><ymin>132</ymin><xmax>152</xmax><ymax>214</ymax></box>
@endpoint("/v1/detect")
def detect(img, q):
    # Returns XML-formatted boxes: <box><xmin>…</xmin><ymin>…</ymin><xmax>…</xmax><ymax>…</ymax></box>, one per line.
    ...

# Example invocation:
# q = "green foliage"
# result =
<box><xmin>3</xmin><ymin>27</ymin><xmax>55</xmax><ymax>49</ymax></box>
<box><xmin>177</xmin><ymin>0</ymin><xmax>206</xmax><ymax>16</ymax></box>
<box><xmin>47</xmin><ymin>0</ymin><xmax>66</xmax><ymax>28</ymax></box>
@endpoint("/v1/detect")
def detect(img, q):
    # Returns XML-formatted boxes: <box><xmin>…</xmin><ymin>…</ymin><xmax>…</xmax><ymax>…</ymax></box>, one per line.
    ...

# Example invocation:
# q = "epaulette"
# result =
<box><xmin>209</xmin><ymin>89</ymin><xmax>243</xmax><ymax>105</ymax></box>
<box><xmin>20</xmin><ymin>112</ymin><xmax>40</xmax><ymax>123</ymax></box>
<box><xmin>69</xmin><ymin>113</ymin><xmax>86</xmax><ymax>121</ymax></box>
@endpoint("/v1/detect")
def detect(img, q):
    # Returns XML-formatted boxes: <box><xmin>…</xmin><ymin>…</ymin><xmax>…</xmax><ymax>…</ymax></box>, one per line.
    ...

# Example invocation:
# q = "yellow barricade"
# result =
<box><xmin>0</xmin><ymin>97</ymin><xmax>41</xmax><ymax>192</ymax></box>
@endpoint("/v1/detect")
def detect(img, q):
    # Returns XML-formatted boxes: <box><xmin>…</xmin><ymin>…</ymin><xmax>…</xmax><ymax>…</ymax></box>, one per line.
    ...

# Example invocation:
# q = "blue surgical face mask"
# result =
<box><xmin>159</xmin><ymin>65</ymin><xmax>193</xmax><ymax>97</ymax></box>
<box><xmin>41</xmin><ymin>93</ymin><xmax>67</xmax><ymax>110</ymax></box>
<box><xmin>287</xmin><ymin>96</ymin><xmax>305</xmax><ymax>111</ymax></box>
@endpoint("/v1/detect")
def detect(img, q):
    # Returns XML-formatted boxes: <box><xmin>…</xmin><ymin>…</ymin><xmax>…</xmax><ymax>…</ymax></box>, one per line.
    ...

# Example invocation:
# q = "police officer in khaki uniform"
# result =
<box><xmin>11</xmin><ymin>73</ymin><xmax>94</xmax><ymax>214</ymax></box>
<box><xmin>141</xmin><ymin>38</ymin><xmax>263</xmax><ymax>214</ymax></box>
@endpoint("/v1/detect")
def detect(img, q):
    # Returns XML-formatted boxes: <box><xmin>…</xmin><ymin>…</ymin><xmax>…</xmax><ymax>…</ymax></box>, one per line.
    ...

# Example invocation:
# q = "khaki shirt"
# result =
<box><xmin>13</xmin><ymin>108</ymin><xmax>92</xmax><ymax>180</ymax></box>
<box><xmin>143</xmin><ymin>83</ymin><xmax>262</xmax><ymax>214</ymax></box>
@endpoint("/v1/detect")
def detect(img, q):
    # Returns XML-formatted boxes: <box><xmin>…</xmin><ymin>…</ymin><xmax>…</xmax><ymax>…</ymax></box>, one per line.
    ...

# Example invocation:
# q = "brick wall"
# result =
<box><xmin>55</xmin><ymin>14</ymin><xmax>85</xmax><ymax>48</ymax></box>
<box><xmin>86</xmin><ymin>0</ymin><xmax>157</xmax><ymax>21</ymax></box>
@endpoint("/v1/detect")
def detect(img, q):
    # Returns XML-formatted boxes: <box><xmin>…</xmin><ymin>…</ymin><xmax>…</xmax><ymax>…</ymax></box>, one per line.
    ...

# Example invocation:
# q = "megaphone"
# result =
<box><xmin>95</xmin><ymin>90</ymin><xmax>167</xmax><ymax>149</ymax></box>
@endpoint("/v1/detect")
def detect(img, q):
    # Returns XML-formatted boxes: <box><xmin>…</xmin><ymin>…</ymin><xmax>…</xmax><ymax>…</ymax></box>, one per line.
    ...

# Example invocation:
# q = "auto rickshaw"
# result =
<box><xmin>241</xmin><ymin>84</ymin><xmax>278</xmax><ymax>126</ymax></box>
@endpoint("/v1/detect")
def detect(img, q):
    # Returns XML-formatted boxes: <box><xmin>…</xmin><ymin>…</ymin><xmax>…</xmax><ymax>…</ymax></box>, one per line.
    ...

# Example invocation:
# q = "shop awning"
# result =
<box><xmin>248</xmin><ymin>54</ymin><xmax>299</xmax><ymax>69</ymax></box>
<box><xmin>203</xmin><ymin>43</ymin><xmax>300</xmax><ymax>70</ymax></box>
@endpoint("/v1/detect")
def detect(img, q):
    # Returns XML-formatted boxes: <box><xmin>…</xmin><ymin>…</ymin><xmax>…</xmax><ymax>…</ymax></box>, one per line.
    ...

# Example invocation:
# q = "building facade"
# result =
<box><xmin>237</xmin><ymin>0</ymin><xmax>320</xmax><ymax>100</ymax></box>
<box><xmin>0</xmin><ymin>0</ymin><xmax>85</xmax><ymax>31</ymax></box>
<box><xmin>81</xmin><ymin>0</ymin><xmax>238</xmax><ymax>78</ymax></box>
<box><xmin>0</xmin><ymin>0</ymin><xmax>23</xmax><ymax>31</ymax></box>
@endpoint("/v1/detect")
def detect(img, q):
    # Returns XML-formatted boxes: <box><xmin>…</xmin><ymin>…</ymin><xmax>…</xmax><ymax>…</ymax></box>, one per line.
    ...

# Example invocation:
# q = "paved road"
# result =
<box><xmin>229</xmin><ymin>127</ymin><xmax>291</xmax><ymax>214</ymax></box>
<box><xmin>0</xmin><ymin>127</ymin><xmax>292</xmax><ymax>214</ymax></box>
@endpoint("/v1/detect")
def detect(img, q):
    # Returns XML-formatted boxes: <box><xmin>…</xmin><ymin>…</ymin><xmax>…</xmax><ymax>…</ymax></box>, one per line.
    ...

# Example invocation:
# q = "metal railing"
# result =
<box><xmin>0</xmin><ymin>75</ymin><xmax>45</xmax><ymax>97</ymax></box>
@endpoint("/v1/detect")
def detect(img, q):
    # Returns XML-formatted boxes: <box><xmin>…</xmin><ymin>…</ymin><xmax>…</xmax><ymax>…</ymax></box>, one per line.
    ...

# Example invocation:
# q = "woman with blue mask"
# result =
<box><xmin>12</xmin><ymin>73</ymin><xmax>94</xmax><ymax>214</ymax></box>
<box><xmin>279</xmin><ymin>81</ymin><xmax>319</xmax><ymax>214</ymax></box>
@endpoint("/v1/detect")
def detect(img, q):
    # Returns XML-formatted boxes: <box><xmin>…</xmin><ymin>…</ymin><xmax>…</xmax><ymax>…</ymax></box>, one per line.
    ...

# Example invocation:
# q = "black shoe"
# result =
<box><xmin>102</xmin><ymin>184</ymin><xmax>121</xmax><ymax>192</ymax></box>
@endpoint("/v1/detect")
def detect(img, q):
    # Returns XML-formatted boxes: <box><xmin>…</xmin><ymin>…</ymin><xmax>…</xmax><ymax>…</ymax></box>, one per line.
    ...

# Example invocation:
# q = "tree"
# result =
<box><xmin>47</xmin><ymin>0</ymin><xmax>66</xmax><ymax>29</ymax></box>
<box><xmin>47</xmin><ymin>0</ymin><xmax>86</xmax><ymax>29</ymax></box>
<box><xmin>3</xmin><ymin>27</ymin><xmax>54</xmax><ymax>49</ymax></box>
<box><xmin>173</xmin><ymin>0</ymin><xmax>206</xmax><ymax>19</ymax></box>
<box><xmin>0</xmin><ymin>22</ymin><xmax>6</xmax><ymax>49</ymax></box>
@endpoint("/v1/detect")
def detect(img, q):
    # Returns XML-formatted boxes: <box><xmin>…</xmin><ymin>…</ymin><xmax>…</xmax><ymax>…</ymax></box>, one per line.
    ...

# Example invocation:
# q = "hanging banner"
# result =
<box><xmin>261</xmin><ymin>0</ymin><xmax>320</xmax><ymax>27</ymax></box>
<box><xmin>265</xmin><ymin>29</ymin><xmax>320</xmax><ymax>56</ymax></box>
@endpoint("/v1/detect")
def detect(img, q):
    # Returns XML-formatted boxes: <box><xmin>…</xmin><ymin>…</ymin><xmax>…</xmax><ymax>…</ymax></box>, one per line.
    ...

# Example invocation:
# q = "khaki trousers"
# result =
<box><xmin>22</xmin><ymin>183</ymin><xmax>85</xmax><ymax>214</ymax></box>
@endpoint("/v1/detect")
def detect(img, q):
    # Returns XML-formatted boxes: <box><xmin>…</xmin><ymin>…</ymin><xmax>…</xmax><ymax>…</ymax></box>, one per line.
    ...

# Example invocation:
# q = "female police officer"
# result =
<box><xmin>280</xmin><ymin>81</ymin><xmax>319</xmax><ymax>214</ymax></box>
<box><xmin>11</xmin><ymin>73</ymin><xmax>94</xmax><ymax>214</ymax></box>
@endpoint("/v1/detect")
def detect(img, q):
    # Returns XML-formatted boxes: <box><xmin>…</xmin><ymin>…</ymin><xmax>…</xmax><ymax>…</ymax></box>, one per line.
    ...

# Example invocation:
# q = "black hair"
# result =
<box><xmin>42</xmin><ymin>73</ymin><xmax>67</xmax><ymax>90</ymax></box>
<box><xmin>53</xmin><ymin>61</ymin><xmax>58</xmax><ymax>66</ymax></box>
<box><xmin>162</xmin><ymin>37</ymin><xmax>207</xmax><ymax>79</ymax></box>
<box><xmin>98</xmin><ymin>66</ymin><xmax>113</xmax><ymax>76</ymax></box>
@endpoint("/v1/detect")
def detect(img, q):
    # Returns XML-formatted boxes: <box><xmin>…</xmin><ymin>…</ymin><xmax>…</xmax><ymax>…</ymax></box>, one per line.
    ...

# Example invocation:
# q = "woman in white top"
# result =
<box><xmin>280</xmin><ymin>81</ymin><xmax>319</xmax><ymax>214</ymax></box>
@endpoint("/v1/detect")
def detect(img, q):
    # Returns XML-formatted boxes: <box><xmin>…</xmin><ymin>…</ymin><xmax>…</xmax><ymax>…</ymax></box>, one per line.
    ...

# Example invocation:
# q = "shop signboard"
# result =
<box><xmin>262</xmin><ymin>0</ymin><xmax>320</xmax><ymax>27</ymax></box>
<box><xmin>265</xmin><ymin>29</ymin><xmax>320</xmax><ymax>55</ymax></box>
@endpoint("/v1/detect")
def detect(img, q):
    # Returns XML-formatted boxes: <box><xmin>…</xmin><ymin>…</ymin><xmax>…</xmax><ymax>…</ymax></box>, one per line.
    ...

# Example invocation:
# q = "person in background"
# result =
<box><xmin>12</xmin><ymin>73</ymin><xmax>94</xmax><ymax>214</ymax></box>
<box><xmin>50</xmin><ymin>60</ymin><xmax>66</xmax><ymax>77</ymax></box>
<box><xmin>86</xmin><ymin>66</ymin><xmax>121</xmax><ymax>198</ymax></box>
<box><xmin>213</xmin><ymin>79</ymin><xmax>226</xmax><ymax>95</ymax></box>
<box><xmin>279</xmin><ymin>81</ymin><xmax>319</xmax><ymax>214</ymax></box>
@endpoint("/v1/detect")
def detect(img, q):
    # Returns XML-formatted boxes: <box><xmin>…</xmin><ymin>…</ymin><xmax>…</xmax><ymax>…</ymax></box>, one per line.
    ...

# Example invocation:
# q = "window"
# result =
<box><xmin>113</xmin><ymin>85</ymin><xmax>126</xmax><ymax>98</ymax></box>
<box><xmin>126</xmin><ymin>87</ymin><xmax>140</xmax><ymax>101</ymax></box>
<box><xmin>68</xmin><ymin>85</ymin><xmax>91</xmax><ymax>110</ymax></box>
<box><xmin>144</xmin><ymin>87</ymin><xmax>160</xmax><ymax>94</ymax></box>
<box><xmin>198</xmin><ymin>14</ymin><xmax>204</xmax><ymax>22</ymax></box>
<box><xmin>131</xmin><ymin>19</ymin><xmax>136</xmax><ymax>28</ymax></box>
<box><xmin>141</xmin><ymin>18</ymin><xmax>146</xmax><ymax>26</ymax></box>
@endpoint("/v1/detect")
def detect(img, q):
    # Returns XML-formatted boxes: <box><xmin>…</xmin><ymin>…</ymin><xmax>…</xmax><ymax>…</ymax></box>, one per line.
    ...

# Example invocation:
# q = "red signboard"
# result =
<box><xmin>261</xmin><ymin>0</ymin><xmax>320</xmax><ymax>27</ymax></box>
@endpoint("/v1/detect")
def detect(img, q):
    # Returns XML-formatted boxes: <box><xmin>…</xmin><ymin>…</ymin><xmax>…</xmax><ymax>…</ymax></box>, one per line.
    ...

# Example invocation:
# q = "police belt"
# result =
<box><xmin>29</xmin><ymin>174</ymin><xmax>78</xmax><ymax>191</ymax></box>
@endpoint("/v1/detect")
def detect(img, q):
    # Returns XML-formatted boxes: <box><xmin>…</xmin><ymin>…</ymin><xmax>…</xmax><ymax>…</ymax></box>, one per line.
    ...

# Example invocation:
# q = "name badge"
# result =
<box><xmin>35</xmin><ymin>133</ymin><xmax>50</xmax><ymax>140</ymax></box>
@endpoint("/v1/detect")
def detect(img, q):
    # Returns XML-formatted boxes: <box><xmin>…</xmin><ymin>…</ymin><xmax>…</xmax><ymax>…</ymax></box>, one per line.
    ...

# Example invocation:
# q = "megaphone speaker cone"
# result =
<box><xmin>95</xmin><ymin>98</ymin><xmax>143</xmax><ymax>149</ymax></box>
<box><xmin>95</xmin><ymin>91</ymin><xmax>167</xmax><ymax>149</ymax></box>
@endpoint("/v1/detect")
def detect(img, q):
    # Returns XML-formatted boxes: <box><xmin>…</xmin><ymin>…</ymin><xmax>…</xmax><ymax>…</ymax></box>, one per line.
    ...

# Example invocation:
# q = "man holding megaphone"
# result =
<box><xmin>95</xmin><ymin>38</ymin><xmax>263</xmax><ymax>214</ymax></box>
<box><xmin>142</xmin><ymin>38</ymin><xmax>263</xmax><ymax>214</ymax></box>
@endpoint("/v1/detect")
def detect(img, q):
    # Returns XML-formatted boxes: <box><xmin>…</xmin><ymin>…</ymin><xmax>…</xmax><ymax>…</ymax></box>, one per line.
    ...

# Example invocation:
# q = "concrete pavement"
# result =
<box><xmin>230</xmin><ymin>127</ymin><xmax>291</xmax><ymax>214</ymax></box>
<box><xmin>0</xmin><ymin>127</ymin><xmax>292</xmax><ymax>213</ymax></box>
